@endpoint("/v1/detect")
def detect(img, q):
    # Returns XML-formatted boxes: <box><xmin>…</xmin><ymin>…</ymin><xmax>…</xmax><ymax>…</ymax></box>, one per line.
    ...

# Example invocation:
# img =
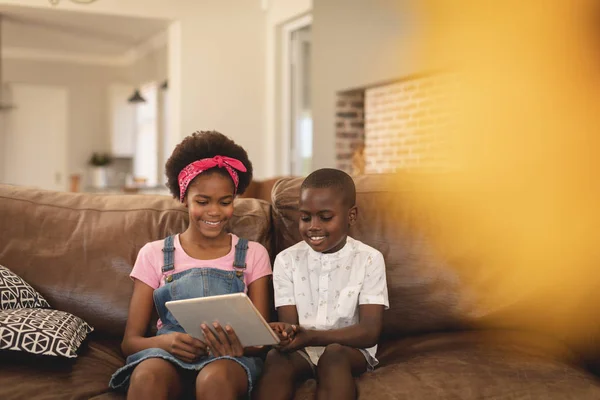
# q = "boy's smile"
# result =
<box><xmin>299</xmin><ymin>187</ymin><xmax>357</xmax><ymax>254</ymax></box>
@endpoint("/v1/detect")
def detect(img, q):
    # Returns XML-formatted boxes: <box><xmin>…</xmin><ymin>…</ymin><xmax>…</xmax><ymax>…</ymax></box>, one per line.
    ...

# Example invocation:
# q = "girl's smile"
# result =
<box><xmin>184</xmin><ymin>172</ymin><xmax>235</xmax><ymax>241</ymax></box>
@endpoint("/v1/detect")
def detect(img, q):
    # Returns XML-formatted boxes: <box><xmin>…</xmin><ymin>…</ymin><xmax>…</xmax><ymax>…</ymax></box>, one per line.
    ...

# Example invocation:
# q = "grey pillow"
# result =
<box><xmin>0</xmin><ymin>308</ymin><xmax>93</xmax><ymax>358</ymax></box>
<box><xmin>0</xmin><ymin>265</ymin><xmax>50</xmax><ymax>310</ymax></box>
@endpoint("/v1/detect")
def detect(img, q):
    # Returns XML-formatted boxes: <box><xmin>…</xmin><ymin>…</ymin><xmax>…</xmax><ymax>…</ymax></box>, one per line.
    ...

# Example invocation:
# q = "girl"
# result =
<box><xmin>109</xmin><ymin>131</ymin><xmax>273</xmax><ymax>399</ymax></box>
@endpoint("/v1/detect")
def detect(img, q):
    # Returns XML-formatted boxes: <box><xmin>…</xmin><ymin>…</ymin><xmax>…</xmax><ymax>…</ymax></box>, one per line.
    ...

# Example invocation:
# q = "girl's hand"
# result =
<box><xmin>159</xmin><ymin>332</ymin><xmax>207</xmax><ymax>363</ymax></box>
<box><xmin>279</xmin><ymin>325</ymin><xmax>313</xmax><ymax>353</ymax></box>
<box><xmin>269</xmin><ymin>322</ymin><xmax>297</xmax><ymax>347</ymax></box>
<box><xmin>201</xmin><ymin>322</ymin><xmax>244</xmax><ymax>357</ymax></box>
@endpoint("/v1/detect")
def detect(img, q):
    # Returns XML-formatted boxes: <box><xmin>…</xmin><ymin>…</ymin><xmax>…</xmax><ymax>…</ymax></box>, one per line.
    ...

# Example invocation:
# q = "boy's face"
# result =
<box><xmin>299</xmin><ymin>187</ymin><xmax>357</xmax><ymax>254</ymax></box>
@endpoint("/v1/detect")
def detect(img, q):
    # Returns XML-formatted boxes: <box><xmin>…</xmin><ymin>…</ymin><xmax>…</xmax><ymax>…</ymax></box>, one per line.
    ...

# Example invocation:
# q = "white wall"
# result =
<box><xmin>3</xmin><ymin>58</ymin><xmax>130</xmax><ymax>176</ymax></box>
<box><xmin>0</xmin><ymin>0</ymin><xmax>269</xmax><ymax>178</ymax></box>
<box><xmin>311</xmin><ymin>0</ymin><xmax>422</xmax><ymax>169</ymax></box>
<box><xmin>177</xmin><ymin>7</ymin><xmax>266</xmax><ymax>177</ymax></box>
<box><xmin>133</xmin><ymin>45</ymin><xmax>168</xmax><ymax>87</ymax></box>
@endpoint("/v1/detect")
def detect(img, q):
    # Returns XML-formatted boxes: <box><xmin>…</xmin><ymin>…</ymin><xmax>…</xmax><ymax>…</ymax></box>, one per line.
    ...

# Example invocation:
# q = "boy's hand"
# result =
<box><xmin>269</xmin><ymin>322</ymin><xmax>297</xmax><ymax>347</ymax></box>
<box><xmin>201</xmin><ymin>322</ymin><xmax>244</xmax><ymax>357</ymax></box>
<box><xmin>158</xmin><ymin>332</ymin><xmax>207</xmax><ymax>362</ymax></box>
<box><xmin>279</xmin><ymin>325</ymin><xmax>313</xmax><ymax>353</ymax></box>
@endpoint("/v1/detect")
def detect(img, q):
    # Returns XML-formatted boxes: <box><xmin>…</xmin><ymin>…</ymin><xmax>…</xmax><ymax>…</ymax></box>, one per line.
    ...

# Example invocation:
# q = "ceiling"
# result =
<box><xmin>0</xmin><ymin>4</ymin><xmax>169</xmax><ymax>57</ymax></box>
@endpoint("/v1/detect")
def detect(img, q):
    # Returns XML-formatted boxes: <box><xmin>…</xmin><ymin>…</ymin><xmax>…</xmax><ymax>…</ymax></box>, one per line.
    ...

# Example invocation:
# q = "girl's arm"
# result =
<box><xmin>121</xmin><ymin>280</ymin><xmax>165</xmax><ymax>356</ymax></box>
<box><xmin>121</xmin><ymin>279</ymin><xmax>205</xmax><ymax>361</ymax></box>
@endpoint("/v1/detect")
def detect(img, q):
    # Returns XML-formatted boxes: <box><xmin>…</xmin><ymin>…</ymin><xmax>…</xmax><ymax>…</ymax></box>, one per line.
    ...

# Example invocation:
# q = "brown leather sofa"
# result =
<box><xmin>239</xmin><ymin>177</ymin><xmax>284</xmax><ymax>203</ymax></box>
<box><xmin>1</xmin><ymin>175</ymin><xmax>600</xmax><ymax>399</ymax></box>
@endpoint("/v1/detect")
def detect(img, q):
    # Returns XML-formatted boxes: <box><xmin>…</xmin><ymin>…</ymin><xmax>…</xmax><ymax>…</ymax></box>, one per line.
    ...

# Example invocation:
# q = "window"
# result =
<box><xmin>282</xmin><ymin>15</ymin><xmax>313</xmax><ymax>176</ymax></box>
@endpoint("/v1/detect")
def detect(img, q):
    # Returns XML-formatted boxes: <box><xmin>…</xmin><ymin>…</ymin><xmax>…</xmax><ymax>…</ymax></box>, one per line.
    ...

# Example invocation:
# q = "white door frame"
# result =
<box><xmin>281</xmin><ymin>14</ymin><xmax>312</xmax><ymax>176</ymax></box>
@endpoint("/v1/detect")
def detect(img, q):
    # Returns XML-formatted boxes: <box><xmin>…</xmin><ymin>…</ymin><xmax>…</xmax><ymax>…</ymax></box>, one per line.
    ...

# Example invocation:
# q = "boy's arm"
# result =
<box><xmin>278</xmin><ymin>305</ymin><xmax>300</xmax><ymax>325</ymax></box>
<box><xmin>283</xmin><ymin>251</ymin><xmax>388</xmax><ymax>351</ymax></box>
<box><xmin>292</xmin><ymin>305</ymin><xmax>384</xmax><ymax>349</ymax></box>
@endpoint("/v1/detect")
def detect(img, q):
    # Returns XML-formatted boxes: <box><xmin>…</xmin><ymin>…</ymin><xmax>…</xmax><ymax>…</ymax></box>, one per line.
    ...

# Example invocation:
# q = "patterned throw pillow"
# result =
<box><xmin>0</xmin><ymin>265</ymin><xmax>50</xmax><ymax>310</ymax></box>
<box><xmin>0</xmin><ymin>308</ymin><xmax>93</xmax><ymax>358</ymax></box>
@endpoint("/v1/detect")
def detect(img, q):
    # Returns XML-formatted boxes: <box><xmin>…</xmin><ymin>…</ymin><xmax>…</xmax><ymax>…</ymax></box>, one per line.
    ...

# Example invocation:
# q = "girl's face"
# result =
<box><xmin>184</xmin><ymin>172</ymin><xmax>235</xmax><ymax>240</ymax></box>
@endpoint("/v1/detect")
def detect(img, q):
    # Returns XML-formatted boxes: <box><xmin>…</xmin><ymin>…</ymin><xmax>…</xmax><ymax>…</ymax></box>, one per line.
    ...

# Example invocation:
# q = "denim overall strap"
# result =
<box><xmin>161</xmin><ymin>235</ymin><xmax>176</xmax><ymax>282</ymax></box>
<box><xmin>233</xmin><ymin>238</ymin><xmax>249</xmax><ymax>278</ymax></box>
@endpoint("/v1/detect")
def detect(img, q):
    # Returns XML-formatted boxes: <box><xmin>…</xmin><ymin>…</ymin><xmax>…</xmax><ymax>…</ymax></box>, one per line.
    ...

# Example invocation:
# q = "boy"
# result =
<box><xmin>254</xmin><ymin>168</ymin><xmax>389</xmax><ymax>400</ymax></box>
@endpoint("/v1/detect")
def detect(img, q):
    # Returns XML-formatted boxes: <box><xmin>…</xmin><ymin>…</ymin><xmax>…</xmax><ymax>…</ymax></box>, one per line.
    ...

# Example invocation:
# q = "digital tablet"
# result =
<box><xmin>165</xmin><ymin>293</ymin><xmax>280</xmax><ymax>348</ymax></box>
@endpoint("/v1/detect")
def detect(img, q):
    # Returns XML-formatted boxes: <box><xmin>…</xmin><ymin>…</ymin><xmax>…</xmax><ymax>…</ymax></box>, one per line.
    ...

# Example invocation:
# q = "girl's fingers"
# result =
<box><xmin>224</xmin><ymin>325</ymin><xmax>244</xmax><ymax>356</ymax></box>
<box><xmin>181</xmin><ymin>334</ymin><xmax>207</xmax><ymax>351</ymax></box>
<box><xmin>212</xmin><ymin>322</ymin><xmax>232</xmax><ymax>355</ymax></box>
<box><xmin>173</xmin><ymin>347</ymin><xmax>198</xmax><ymax>362</ymax></box>
<box><xmin>201</xmin><ymin>324</ymin><xmax>223</xmax><ymax>356</ymax></box>
<box><xmin>177</xmin><ymin>342</ymin><xmax>200</xmax><ymax>356</ymax></box>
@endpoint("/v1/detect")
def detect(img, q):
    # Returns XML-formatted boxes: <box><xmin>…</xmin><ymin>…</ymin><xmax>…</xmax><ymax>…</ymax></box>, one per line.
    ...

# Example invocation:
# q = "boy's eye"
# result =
<box><xmin>300</xmin><ymin>216</ymin><xmax>310</xmax><ymax>222</ymax></box>
<box><xmin>320</xmin><ymin>216</ymin><xmax>333</xmax><ymax>222</ymax></box>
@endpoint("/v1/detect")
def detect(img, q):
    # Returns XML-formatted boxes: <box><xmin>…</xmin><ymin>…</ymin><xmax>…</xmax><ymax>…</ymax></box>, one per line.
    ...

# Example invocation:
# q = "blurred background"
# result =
<box><xmin>0</xmin><ymin>0</ymin><xmax>417</xmax><ymax>195</ymax></box>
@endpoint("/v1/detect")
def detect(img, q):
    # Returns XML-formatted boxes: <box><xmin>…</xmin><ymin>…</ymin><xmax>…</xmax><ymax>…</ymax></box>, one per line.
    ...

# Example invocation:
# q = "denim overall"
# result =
<box><xmin>109</xmin><ymin>235</ymin><xmax>263</xmax><ymax>395</ymax></box>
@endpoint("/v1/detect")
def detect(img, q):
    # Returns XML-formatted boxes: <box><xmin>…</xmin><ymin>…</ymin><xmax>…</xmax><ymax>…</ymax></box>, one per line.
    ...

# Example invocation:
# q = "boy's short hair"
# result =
<box><xmin>301</xmin><ymin>168</ymin><xmax>356</xmax><ymax>207</ymax></box>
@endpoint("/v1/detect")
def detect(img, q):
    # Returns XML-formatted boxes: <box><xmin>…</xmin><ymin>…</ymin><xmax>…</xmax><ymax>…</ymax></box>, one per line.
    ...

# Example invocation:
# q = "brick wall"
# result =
<box><xmin>363</xmin><ymin>74</ymin><xmax>453</xmax><ymax>174</ymax></box>
<box><xmin>335</xmin><ymin>90</ymin><xmax>365</xmax><ymax>174</ymax></box>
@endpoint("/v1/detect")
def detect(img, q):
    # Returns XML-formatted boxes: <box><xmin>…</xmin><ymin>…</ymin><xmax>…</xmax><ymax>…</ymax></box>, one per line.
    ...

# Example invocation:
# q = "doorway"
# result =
<box><xmin>1</xmin><ymin>84</ymin><xmax>68</xmax><ymax>191</ymax></box>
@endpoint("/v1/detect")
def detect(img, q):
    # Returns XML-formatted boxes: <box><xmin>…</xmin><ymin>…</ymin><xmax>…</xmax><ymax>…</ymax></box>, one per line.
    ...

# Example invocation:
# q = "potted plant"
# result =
<box><xmin>89</xmin><ymin>152</ymin><xmax>112</xmax><ymax>188</ymax></box>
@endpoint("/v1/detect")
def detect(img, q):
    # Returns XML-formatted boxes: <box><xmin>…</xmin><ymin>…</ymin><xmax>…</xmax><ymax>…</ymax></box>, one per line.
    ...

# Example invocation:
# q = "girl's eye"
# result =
<box><xmin>300</xmin><ymin>216</ymin><xmax>310</xmax><ymax>222</ymax></box>
<box><xmin>221</xmin><ymin>201</ymin><xmax>232</xmax><ymax>206</ymax></box>
<box><xmin>196</xmin><ymin>201</ymin><xmax>208</xmax><ymax>206</ymax></box>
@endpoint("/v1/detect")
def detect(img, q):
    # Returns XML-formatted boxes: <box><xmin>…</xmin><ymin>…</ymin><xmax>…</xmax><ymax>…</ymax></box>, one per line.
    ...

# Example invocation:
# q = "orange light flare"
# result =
<box><xmin>402</xmin><ymin>0</ymin><xmax>600</xmax><ymax>349</ymax></box>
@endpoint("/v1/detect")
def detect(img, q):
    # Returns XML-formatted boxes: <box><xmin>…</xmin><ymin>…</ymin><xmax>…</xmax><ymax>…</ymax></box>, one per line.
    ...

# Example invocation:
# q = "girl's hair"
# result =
<box><xmin>165</xmin><ymin>131</ymin><xmax>253</xmax><ymax>199</ymax></box>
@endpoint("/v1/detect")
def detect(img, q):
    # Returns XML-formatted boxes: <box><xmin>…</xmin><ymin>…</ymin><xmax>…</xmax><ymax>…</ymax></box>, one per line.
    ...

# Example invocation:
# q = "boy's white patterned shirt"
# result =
<box><xmin>273</xmin><ymin>236</ymin><xmax>389</xmax><ymax>365</ymax></box>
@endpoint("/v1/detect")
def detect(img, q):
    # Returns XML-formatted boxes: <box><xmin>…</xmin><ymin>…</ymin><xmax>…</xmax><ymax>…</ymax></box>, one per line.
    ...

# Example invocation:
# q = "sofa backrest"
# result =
<box><xmin>0</xmin><ymin>185</ymin><xmax>272</xmax><ymax>338</ymax></box>
<box><xmin>271</xmin><ymin>174</ymin><xmax>474</xmax><ymax>339</ymax></box>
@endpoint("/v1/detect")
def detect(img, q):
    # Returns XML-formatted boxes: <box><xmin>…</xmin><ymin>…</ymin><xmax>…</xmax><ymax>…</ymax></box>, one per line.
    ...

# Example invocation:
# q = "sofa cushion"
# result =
<box><xmin>0</xmin><ymin>185</ymin><xmax>272</xmax><ymax>339</ymax></box>
<box><xmin>292</xmin><ymin>331</ymin><xmax>600</xmax><ymax>400</ymax></box>
<box><xmin>0</xmin><ymin>337</ymin><xmax>124</xmax><ymax>399</ymax></box>
<box><xmin>0</xmin><ymin>308</ymin><xmax>93</xmax><ymax>358</ymax></box>
<box><xmin>0</xmin><ymin>264</ymin><xmax>50</xmax><ymax>310</ymax></box>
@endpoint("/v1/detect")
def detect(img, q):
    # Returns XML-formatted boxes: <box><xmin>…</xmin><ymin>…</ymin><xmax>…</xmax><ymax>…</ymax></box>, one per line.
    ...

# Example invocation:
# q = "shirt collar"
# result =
<box><xmin>307</xmin><ymin>236</ymin><xmax>355</xmax><ymax>260</ymax></box>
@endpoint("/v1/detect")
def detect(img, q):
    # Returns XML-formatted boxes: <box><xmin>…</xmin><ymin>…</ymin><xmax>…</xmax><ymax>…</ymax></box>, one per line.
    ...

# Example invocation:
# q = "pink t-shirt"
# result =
<box><xmin>131</xmin><ymin>233</ymin><xmax>272</xmax><ymax>292</ymax></box>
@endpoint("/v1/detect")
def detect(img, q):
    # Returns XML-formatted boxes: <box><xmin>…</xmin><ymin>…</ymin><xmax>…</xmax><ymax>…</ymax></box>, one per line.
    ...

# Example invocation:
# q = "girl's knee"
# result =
<box><xmin>196</xmin><ymin>360</ymin><xmax>247</xmax><ymax>398</ymax></box>
<box><xmin>129</xmin><ymin>359</ymin><xmax>179</xmax><ymax>389</ymax></box>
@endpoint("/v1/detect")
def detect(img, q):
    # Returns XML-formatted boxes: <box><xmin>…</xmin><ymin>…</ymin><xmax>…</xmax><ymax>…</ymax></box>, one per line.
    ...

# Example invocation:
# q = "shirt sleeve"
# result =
<box><xmin>273</xmin><ymin>253</ymin><xmax>296</xmax><ymax>308</ymax></box>
<box><xmin>245</xmin><ymin>242</ymin><xmax>273</xmax><ymax>287</ymax></box>
<box><xmin>359</xmin><ymin>251</ymin><xmax>389</xmax><ymax>309</ymax></box>
<box><xmin>130</xmin><ymin>243</ymin><xmax>161</xmax><ymax>289</ymax></box>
